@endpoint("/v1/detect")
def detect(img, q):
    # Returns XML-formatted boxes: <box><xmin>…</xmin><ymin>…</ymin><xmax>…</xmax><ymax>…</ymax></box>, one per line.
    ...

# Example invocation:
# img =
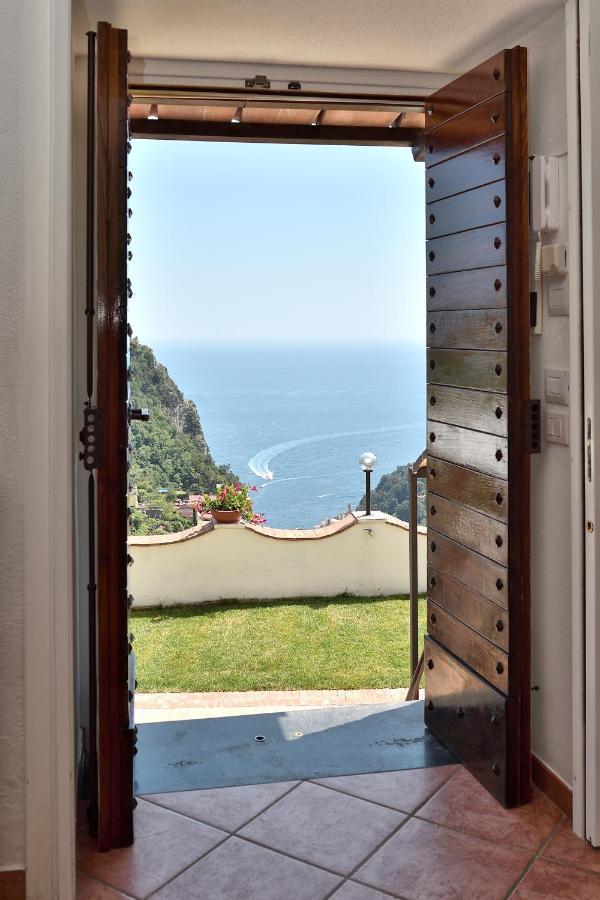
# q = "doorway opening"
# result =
<box><xmin>125</xmin><ymin>115</ymin><xmax>442</xmax><ymax>796</ymax></box>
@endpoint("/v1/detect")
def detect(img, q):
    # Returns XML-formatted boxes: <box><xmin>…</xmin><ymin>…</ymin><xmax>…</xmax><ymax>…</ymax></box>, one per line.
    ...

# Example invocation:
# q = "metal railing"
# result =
<box><xmin>406</xmin><ymin>448</ymin><xmax>427</xmax><ymax>701</ymax></box>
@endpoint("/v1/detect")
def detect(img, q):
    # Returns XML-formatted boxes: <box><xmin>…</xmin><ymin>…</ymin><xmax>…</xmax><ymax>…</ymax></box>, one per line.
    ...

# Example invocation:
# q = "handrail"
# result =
<box><xmin>407</xmin><ymin>449</ymin><xmax>428</xmax><ymax>685</ymax></box>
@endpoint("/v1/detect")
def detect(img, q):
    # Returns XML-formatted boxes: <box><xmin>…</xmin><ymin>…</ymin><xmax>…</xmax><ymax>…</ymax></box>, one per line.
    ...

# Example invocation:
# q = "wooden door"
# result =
<box><xmin>424</xmin><ymin>49</ymin><xmax>531</xmax><ymax>807</ymax></box>
<box><xmin>82</xmin><ymin>20</ymin><xmax>134</xmax><ymax>850</ymax></box>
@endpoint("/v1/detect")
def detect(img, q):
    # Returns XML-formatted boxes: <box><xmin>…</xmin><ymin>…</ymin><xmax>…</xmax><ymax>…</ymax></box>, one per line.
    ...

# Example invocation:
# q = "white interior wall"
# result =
<box><xmin>1</xmin><ymin>0</ymin><xmax>76</xmax><ymax>883</ymax></box>
<box><xmin>519</xmin><ymin>9</ymin><xmax>573</xmax><ymax>786</ymax></box>
<box><xmin>0</xmin><ymin>0</ymin><xmax>25</xmax><ymax>875</ymax></box>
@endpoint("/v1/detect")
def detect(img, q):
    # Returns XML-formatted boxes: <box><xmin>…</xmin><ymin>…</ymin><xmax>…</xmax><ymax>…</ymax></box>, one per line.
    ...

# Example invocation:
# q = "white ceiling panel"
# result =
<box><xmin>75</xmin><ymin>0</ymin><xmax>564</xmax><ymax>74</ymax></box>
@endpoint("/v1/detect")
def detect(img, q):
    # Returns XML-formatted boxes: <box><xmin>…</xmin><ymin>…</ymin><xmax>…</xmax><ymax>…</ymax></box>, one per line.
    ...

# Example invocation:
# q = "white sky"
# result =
<box><xmin>129</xmin><ymin>139</ymin><xmax>425</xmax><ymax>345</ymax></box>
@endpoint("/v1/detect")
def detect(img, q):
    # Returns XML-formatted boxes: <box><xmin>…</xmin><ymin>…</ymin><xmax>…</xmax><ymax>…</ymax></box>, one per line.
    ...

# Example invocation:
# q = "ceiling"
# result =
<box><xmin>75</xmin><ymin>0</ymin><xmax>564</xmax><ymax>74</ymax></box>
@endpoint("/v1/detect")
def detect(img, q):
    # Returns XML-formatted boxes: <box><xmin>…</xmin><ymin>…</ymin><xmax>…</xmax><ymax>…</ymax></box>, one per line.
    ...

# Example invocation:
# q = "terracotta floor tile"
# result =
<box><xmin>141</xmin><ymin>780</ymin><xmax>298</xmax><ymax>832</ymax></box>
<box><xmin>543</xmin><ymin>819</ymin><xmax>600</xmax><ymax>873</ymax></box>
<box><xmin>314</xmin><ymin>764</ymin><xmax>459</xmax><ymax>813</ymax></box>
<box><xmin>77</xmin><ymin>873</ymin><xmax>131</xmax><ymax>898</ymax></box>
<box><xmin>78</xmin><ymin>798</ymin><xmax>226</xmax><ymax>898</ymax></box>
<box><xmin>511</xmin><ymin>859</ymin><xmax>600</xmax><ymax>899</ymax></box>
<box><xmin>332</xmin><ymin>881</ymin><xmax>398</xmax><ymax>899</ymax></box>
<box><xmin>239</xmin><ymin>781</ymin><xmax>405</xmax><ymax>875</ymax></box>
<box><xmin>152</xmin><ymin>836</ymin><xmax>341</xmax><ymax>899</ymax></box>
<box><xmin>417</xmin><ymin>766</ymin><xmax>563</xmax><ymax>850</ymax></box>
<box><xmin>355</xmin><ymin>817</ymin><xmax>532</xmax><ymax>900</ymax></box>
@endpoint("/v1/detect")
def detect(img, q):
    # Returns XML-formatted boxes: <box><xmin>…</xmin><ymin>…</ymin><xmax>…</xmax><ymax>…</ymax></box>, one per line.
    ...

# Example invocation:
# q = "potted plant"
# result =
<box><xmin>196</xmin><ymin>482</ymin><xmax>266</xmax><ymax>525</ymax></box>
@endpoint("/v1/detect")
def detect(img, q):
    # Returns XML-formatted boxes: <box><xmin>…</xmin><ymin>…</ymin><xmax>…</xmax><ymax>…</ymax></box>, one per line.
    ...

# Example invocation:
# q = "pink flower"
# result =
<box><xmin>250</xmin><ymin>485</ymin><xmax>258</xmax><ymax>492</ymax></box>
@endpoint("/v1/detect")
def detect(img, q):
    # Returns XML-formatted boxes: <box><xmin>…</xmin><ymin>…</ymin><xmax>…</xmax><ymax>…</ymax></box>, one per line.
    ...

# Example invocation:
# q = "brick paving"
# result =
<box><xmin>136</xmin><ymin>687</ymin><xmax>413</xmax><ymax>710</ymax></box>
<box><xmin>134</xmin><ymin>688</ymin><xmax>420</xmax><ymax>723</ymax></box>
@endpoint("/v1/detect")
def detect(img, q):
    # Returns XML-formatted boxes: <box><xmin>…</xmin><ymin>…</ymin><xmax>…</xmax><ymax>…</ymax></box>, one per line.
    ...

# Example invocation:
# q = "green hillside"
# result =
<box><xmin>358</xmin><ymin>464</ymin><xmax>426</xmax><ymax>525</ymax></box>
<box><xmin>129</xmin><ymin>338</ymin><xmax>237</xmax><ymax>534</ymax></box>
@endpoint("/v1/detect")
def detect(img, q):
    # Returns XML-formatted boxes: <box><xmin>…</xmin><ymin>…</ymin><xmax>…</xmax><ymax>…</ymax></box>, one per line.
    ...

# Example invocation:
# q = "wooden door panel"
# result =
<box><xmin>427</xmin><ymin>265</ymin><xmax>507</xmax><ymax>312</ymax></box>
<box><xmin>425</xmin><ymin>96</ymin><xmax>507</xmax><ymax>167</ymax></box>
<box><xmin>425</xmin><ymin>50</ymin><xmax>529</xmax><ymax>808</ymax></box>
<box><xmin>426</xmin><ymin>138</ymin><xmax>505</xmax><ymax>203</ymax></box>
<box><xmin>427</xmin><ymin>309</ymin><xmax>507</xmax><ymax>350</ymax></box>
<box><xmin>428</xmin><ymin>530</ymin><xmax>508</xmax><ymax>608</ymax></box>
<box><xmin>427</xmin><ymin>223</ymin><xmax>507</xmax><ymax>275</ymax></box>
<box><xmin>424</xmin><ymin>638</ymin><xmax>518</xmax><ymax>806</ymax></box>
<box><xmin>427</xmin><ymin>181</ymin><xmax>506</xmax><ymax>240</ymax></box>
<box><xmin>428</xmin><ymin>601</ymin><xmax>509</xmax><ymax>692</ymax></box>
<box><xmin>426</xmin><ymin>52</ymin><xmax>506</xmax><ymax>128</ymax></box>
<box><xmin>428</xmin><ymin>495</ymin><xmax>508</xmax><ymax>564</ymax></box>
<box><xmin>428</xmin><ymin>386</ymin><xmax>508</xmax><ymax>436</ymax></box>
<box><xmin>428</xmin><ymin>456</ymin><xmax>508</xmax><ymax>522</ymax></box>
<box><xmin>428</xmin><ymin>349</ymin><xmax>507</xmax><ymax>392</ymax></box>
<box><xmin>428</xmin><ymin>422</ymin><xmax>508</xmax><ymax>478</ymax></box>
<box><xmin>428</xmin><ymin>567</ymin><xmax>509</xmax><ymax>650</ymax></box>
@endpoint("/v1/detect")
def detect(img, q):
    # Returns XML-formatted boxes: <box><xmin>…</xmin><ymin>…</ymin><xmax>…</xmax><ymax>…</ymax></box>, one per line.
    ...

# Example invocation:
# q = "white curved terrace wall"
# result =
<box><xmin>128</xmin><ymin>513</ymin><xmax>427</xmax><ymax>607</ymax></box>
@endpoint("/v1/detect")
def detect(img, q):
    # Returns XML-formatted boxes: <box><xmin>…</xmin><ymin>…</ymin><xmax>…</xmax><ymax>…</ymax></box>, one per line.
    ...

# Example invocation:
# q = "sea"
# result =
<box><xmin>151</xmin><ymin>341</ymin><xmax>426</xmax><ymax>529</ymax></box>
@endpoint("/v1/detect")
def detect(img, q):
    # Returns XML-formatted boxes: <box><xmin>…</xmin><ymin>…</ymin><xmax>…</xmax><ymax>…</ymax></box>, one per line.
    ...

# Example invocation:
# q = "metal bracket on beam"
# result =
<box><xmin>244</xmin><ymin>74</ymin><xmax>271</xmax><ymax>89</ymax></box>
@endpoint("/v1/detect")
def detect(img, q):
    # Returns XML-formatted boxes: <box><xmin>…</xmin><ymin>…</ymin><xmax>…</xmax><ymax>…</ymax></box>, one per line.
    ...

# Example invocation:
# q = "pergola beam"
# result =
<box><xmin>131</xmin><ymin>117</ymin><xmax>421</xmax><ymax>146</ymax></box>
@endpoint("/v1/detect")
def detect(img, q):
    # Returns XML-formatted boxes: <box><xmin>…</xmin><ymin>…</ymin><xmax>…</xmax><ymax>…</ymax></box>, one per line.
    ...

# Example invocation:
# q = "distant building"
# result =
<box><xmin>174</xmin><ymin>494</ymin><xmax>202</xmax><ymax>520</ymax></box>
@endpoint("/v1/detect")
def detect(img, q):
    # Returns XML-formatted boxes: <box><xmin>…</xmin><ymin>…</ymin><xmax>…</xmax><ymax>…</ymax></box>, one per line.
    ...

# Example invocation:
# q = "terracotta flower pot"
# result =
<box><xmin>211</xmin><ymin>509</ymin><xmax>242</xmax><ymax>524</ymax></box>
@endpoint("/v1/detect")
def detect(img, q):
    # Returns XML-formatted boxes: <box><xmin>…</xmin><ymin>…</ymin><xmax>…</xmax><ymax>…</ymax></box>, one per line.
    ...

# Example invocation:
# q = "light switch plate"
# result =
<box><xmin>548</xmin><ymin>285</ymin><xmax>569</xmax><ymax>316</ymax></box>
<box><xmin>545</xmin><ymin>368</ymin><xmax>569</xmax><ymax>405</ymax></box>
<box><xmin>546</xmin><ymin>412</ymin><xmax>569</xmax><ymax>445</ymax></box>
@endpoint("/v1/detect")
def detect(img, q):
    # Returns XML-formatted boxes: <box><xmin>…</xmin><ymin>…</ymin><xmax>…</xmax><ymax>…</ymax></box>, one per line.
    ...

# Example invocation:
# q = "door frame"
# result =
<box><xmin>564</xmin><ymin>0</ymin><xmax>585</xmax><ymax>840</ymax></box>
<box><xmin>579</xmin><ymin>0</ymin><xmax>600</xmax><ymax>846</ymax></box>
<box><xmin>22</xmin><ymin>0</ymin><xmax>76</xmax><ymax>896</ymax></box>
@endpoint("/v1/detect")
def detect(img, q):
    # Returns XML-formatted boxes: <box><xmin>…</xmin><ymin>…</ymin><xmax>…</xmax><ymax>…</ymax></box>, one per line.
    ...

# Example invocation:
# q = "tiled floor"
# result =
<box><xmin>77</xmin><ymin>764</ymin><xmax>600</xmax><ymax>899</ymax></box>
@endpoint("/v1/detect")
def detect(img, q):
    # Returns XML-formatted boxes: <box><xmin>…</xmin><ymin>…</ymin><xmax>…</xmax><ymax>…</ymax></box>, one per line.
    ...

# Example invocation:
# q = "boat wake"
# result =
<box><xmin>248</xmin><ymin>424</ymin><xmax>414</xmax><ymax>481</ymax></box>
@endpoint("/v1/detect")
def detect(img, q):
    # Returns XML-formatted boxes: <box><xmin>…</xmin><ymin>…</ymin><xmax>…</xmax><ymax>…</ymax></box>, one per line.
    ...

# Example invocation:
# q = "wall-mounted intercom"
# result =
<box><xmin>530</xmin><ymin>155</ymin><xmax>563</xmax><ymax>334</ymax></box>
<box><xmin>531</xmin><ymin>155</ymin><xmax>559</xmax><ymax>233</ymax></box>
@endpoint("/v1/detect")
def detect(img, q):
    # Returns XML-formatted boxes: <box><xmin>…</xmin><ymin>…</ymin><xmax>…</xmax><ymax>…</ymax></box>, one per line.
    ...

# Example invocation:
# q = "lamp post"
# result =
<box><xmin>359</xmin><ymin>451</ymin><xmax>377</xmax><ymax>516</ymax></box>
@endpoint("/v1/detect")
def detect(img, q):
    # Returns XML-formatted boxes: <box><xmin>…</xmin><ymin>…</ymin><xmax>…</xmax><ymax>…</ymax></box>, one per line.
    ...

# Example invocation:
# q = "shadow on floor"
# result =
<box><xmin>135</xmin><ymin>699</ymin><xmax>455</xmax><ymax>795</ymax></box>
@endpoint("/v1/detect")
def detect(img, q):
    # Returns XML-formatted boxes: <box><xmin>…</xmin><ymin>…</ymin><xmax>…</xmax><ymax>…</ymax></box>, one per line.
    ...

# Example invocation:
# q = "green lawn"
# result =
<box><xmin>132</xmin><ymin>594</ymin><xmax>426</xmax><ymax>693</ymax></box>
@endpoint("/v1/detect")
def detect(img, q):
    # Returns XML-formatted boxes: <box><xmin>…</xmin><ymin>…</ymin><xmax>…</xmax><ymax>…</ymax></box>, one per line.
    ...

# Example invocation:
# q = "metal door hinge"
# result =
<box><xmin>525</xmin><ymin>399</ymin><xmax>541</xmax><ymax>453</ymax></box>
<box><xmin>79</xmin><ymin>407</ymin><xmax>104</xmax><ymax>470</ymax></box>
